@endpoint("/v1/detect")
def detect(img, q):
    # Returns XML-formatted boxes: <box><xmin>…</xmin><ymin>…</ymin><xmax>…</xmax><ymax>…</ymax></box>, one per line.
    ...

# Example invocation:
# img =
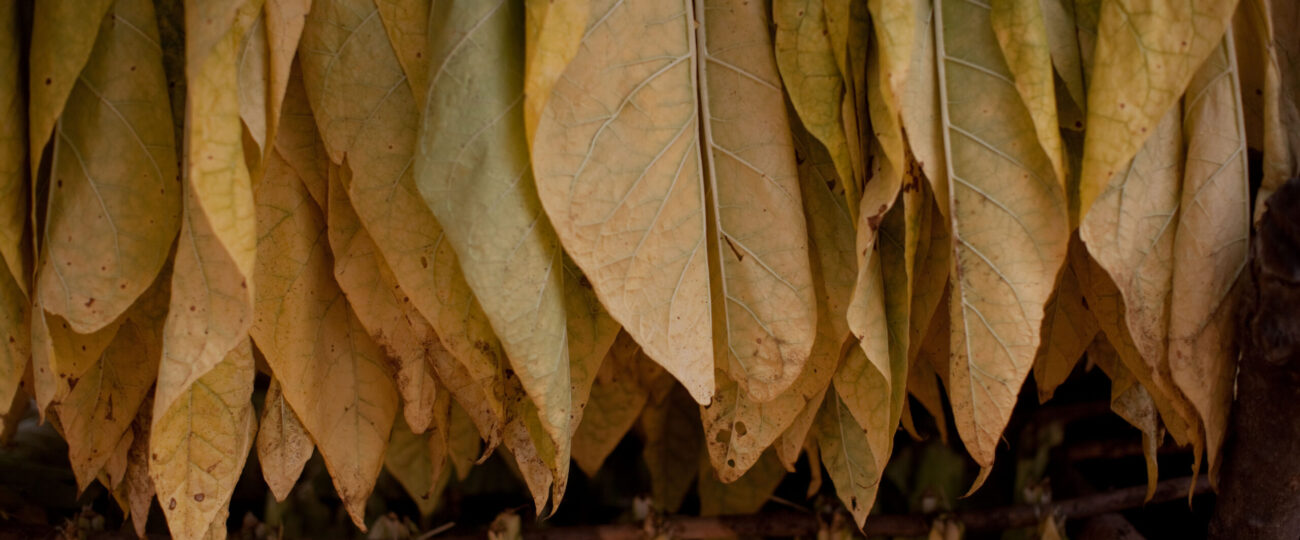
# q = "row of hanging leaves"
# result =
<box><xmin>0</xmin><ymin>0</ymin><xmax>1296</xmax><ymax>537</ymax></box>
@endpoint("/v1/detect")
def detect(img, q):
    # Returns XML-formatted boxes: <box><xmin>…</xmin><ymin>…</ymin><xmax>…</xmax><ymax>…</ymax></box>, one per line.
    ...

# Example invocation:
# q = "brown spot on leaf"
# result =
<box><xmin>168</xmin><ymin>498</ymin><xmax>176</xmax><ymax>510</ymax></box>
<box><xmin>194</xmin><ymin>493</ymin><xmax>205</xmax><ymax>502</ymax></box>
<box><xmin>722</xmin><ymin>235</ymin><xmax>743</xmax><ymax>261</ymax></box>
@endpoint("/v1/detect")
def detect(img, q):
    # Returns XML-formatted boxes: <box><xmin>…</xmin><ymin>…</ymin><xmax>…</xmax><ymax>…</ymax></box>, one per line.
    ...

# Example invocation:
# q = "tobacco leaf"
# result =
<box><xmin>37</xmin><ymin>0</ymin><xmax>180</xmax><ymax>334</ymax></box>
<box><xmin>1077</xmin><ymin>0</ymin><xmax>1239</xmax><ymax>219</ymax></box>
<box><xmin>255</xmin><ymin>376</ymin><xmax>313</xmax><ymax>502</ymax></box>
<box><xmin>250</xmin><ymin>148</ymin><xmax>399</xmax><ymax>529</ymax></box>
<box><xmin>149</xmin><ymin>340</ymin><xmax>256</xmax><ymax>540</ymax></box>
<box><xmin>27</xmin><ymin>0</ymin><xmax>114</xmax><ymax>175</ymax></box>
<box><xmin>697</xmin><ymin>448</ymin><xmax>784</xmax><ymax>516</ymax></box>
<box><xmin>936</xmin><ymin>0</ymin><xmax>1069</xmax><ymax>468</ymax></box>
<box><xmin>531</xmin><ymin>0</ymin><xmax>817</xmax><ymax>404</ymax></box>
<box><xmin>1168</xmin><ymin>35</ymin><xmax>1249</xmax><ymax>482</ymax></box>
<box><xmin>638</xmin><ymin>375</ymin><xmax>703</xmax><ymax>514</ymax></box>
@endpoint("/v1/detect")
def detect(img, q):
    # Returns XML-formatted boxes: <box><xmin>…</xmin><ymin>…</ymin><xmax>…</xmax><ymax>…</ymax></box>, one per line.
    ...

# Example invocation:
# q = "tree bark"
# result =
<box><xmin>1210</xmin><ymin>177</ymin><xmax>1300</xmax><ymax>539</ymax></box>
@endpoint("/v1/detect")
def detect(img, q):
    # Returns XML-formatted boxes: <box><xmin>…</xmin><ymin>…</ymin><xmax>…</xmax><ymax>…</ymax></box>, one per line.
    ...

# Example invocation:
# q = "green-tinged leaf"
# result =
<box><xmin>936</xmin><ymin>0</ymin><xmax>1069</xmax><ymax>467</ymax></box>
<box><xmin>774</xmin><ymin>0</ymin><xmax>859</xmax><ymax>214</ymax></box>
<box><xmin>256</xmin><ymin>377</ymin><xmax>313</xmax><ymax>502</ymax></box>
<box><xmin>836</xmin><ymin>198</ymin><xmax>910</xmax><ymax>477</ymax></box>
<box><xmin>28</xmin><ymin>0</ymin><xmax>114</xmax><ymax>176</ymax></box>
<box><xmin>523</xmin><ymin>0</ymin><xmax>589</xmax><ymax>145</ymax></box>
<box><xmin>301</xmin><ymin>0</ymin><xmax>504</xmax><ymax>407</ymax></box>
<box><xmin>0</xmin><ymin>1</ymin><xmax>26</xmax><ymax>295</ymax></box>
<box><xmin>823</xmin><ymin>0</ymin><xmax>871</xmax><ymax>199</ymax></box>
<box><xmin>153</xmin><ymin>6</ymin><xmax>256</xmax><ymax>424</ymax></box>
<box><xmin>1169</xmin><ymin>34</ymin><xmax>1249</xmax><ymax>482</ymax></box>
<box><xmin>37</xmin><ymin>0</ymin><xmax>180</xmax><ymax>333</ymax></box>
<box><xmin>573</xmin><ymin>332</ymin><xmax>650</xmax><ymax>477</ymax></box>
<box><xmin>326</xmin><ymin>165</ymin><xmax>505</xmax><ymax>452</ymax></box>
<box><xmin>697</xmin><ymin>448</ymin><xmax>784</xmax><ymax>516</ymax></box>
<box><xmin>1031</xmin><ymin>244</ymin><xmax>1098</xmax><ymax>403</ymax></box>
<box><xmin>815</xmin><ymin>386</ymin><xmax>881</xmax><ymax>527</ymax></box>
<box><xmin>447</xmin><ymin>401</ymin><xmax>481</xmax><ymax>480</ymax></box>
<box><xmin>149</xmin><ymin>340</ymin><xmax>256</xmax><ymax>540</ymax></box>
<box><xmin>1077</xmin><ymin>0</ymin><xmax>1239</xmax><ymax>219</ymax></box>
<box><xmin>532</xmin><ymin>0</ymin><xmax>816</xmax><ymax>404</ymax></box>
<box><xmin>907</xmin><ymin>285</ymin><xmax>949</xmax><ymax>443</ymax></box>
<box><xmin>639</xmin><ymin>376</ymin><xmax>703</xmax><ymax>513</ymax></box>
<box><xmin>991</xmin><ymin>0</ymin><xmax>1067</xmax><ymax>194</ymax></box>
<box><xmin>375</xmin><ymin>0</ymin><xmax>430</xmax><ymax>100</ymax></box>
<box><xmin>1089</xmin><ymin>336</ymin><xmax>1162</xmax><ymax>502</ymax></box>
<box><xmin>384</xmin><ymin>406</ymin><xmax>445</xmax><ymax>517</ymax></box>
<box><xmin>418</xmin><ymin>0</ymin><xmax>573</xmax><ymax>471</ymax></box>
<box><xmin>250</xmin><ymin>148</ymin><xmax>399</xmax><ymax>530</ymax></box>
<box><xmin>59</xmin><ymin>265</ymin><xmax>169</xmax><ymax>491</ymax></box>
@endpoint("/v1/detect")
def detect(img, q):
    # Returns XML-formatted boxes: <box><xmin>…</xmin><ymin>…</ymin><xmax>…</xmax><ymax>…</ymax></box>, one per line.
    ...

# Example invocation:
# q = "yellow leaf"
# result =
<box><xmin>936</xmin><ymin>0</ymin><xmax>1069</xmax><ymax>467</ymax></box>
<box><xmin>899</xmin><ymin>0</ymin><xmax>949</xmax><ymax>217</ymax></box>
<box><xmin>326</xmin><ymin>166</ymin><xmax>505</xmax><ymax>453</ymax></box>
<box><xmin>1169</xmin><ymin>34</ymin><xmax>1249</xmax><ymax>482</ymax></box>
<box><xmin>639</xmin><ymin>376</ymin><xmax>703</xmax><ymax>513</ymax></box>
<box><xmin>697</xmin><ymin>448</ymin><xmax>785</xmax><ymax>516</ymax></box>
<box><xmin>0</xmin><ymin>0</ymin><xmax>27</xmax><ymax>296</ymax></box>
<box><xmin>115</xmin><ymin>400</ymin><xmax>155</xmax><ymax>538</ymax></box>
<box><xmin>27</xmin><ymin>0</ymin><xmax>114</xmax><ymax>176</ymax></box>
<box><xmin>523</xmin><ymin>0</ymin><xmax>589</xmax><ymax>145</ymax></box>
<box><xmin>573</xmin><ymin>332</ymin><xmax>650</xmax><ymax>476</ymax></box>
<box><xmin>815</xmin><ymin>386</ymin><xmax>881</xmax><ymax>527</ymax></box>
<box><xmin>271</xmin><ymin>62</ymin><xmax>327</xmax><ymax>208</ymax></box>
<box><xmin>908</xmin><ymin>284</ymin><xmax>950</xmax><ymax>443</ymax></box>
<box><xmin>36</xmin><ymin>0</ymin><xmax>180</xmax><ymax>333</ymax></box>
<box><xmin>1077</xmin><ymin>0</ymin><xmax>1239</xmax><ymax>219</ymax></box>
<box><xmin>250</xmin><ymin>148</ymin><xmax>399</xmax><ymax>530</ymax></box>
<box><xmin>990</xmin><ymin>0</ymin><xmax>1067</xmax><ymax>195</ymax></box>
<box><xmin>0</xmin><ymin>268</ymin><xmax>28</xmax><ymax>418</ymax></box>
<box><xmin>1072</xmin><ymin>243</ymin><xmax>1197</xmax><ymax>448</ymax></box>
<box><xmin>532</xmin><ymin>0</ymin><xmax>817</xmax><ymax>404</ymax></box>
<box><xmin>264</xmin><ymin>0</ymin><xmax>311</xmax><ymax>158</ymax></box>
<box><xmin>255</xmin><ymin>377</ymin><xmax>313</xmax><ymax>501</ymax></box>
<box><xmin>1089</xmin><ymin>336</ymin><xmax>1162</xmax><ymax>502</ymax></box>
<box><xmin>1031</xmin><ymin>244</ymin><xmax>1098</xmax><ymax>403</ymax></box>
<box><xmin>774</xmin><ymin>0</ymin><xmax>860</xmax><ymax>214</ymax></box>
<box><xmin>154</xmin><ymin>5</ymin><xmax>256</xmax><ymax>425</ymax></box>
<box><xmin>59</xmin><ymin>267</ymin><xmax>168</xmax><ymax>491</ymax></box>
<box><xmin>375</xmin><ymin>0</ymin><xmax>430</xmax><ymax>100</ymax></box>
<box><xmin>150</xmin><ymin>340</ymin><xmax>256</xmax><ymax>540</ymax></box>
<box><xmin>823</xmin><ymin>0</ymin><xmax>871</xmax><ymax>199</ymax></box>
<box><xmin>31</xmin><ymin>306</ymin><xmax>124</xmax><ymax>414</ymax></box>
<box><xmin>236</xmin><ymin>8</ymin><xmax>270</xmax><ymax>160</ymax></box>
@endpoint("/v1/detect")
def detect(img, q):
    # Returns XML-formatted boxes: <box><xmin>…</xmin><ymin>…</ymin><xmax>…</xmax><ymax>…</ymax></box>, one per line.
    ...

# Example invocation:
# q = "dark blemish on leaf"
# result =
<box><xmin>105</xmin><ymin>396</ymin><xmax>114</xmax><ymax>421</ymax></box>
<box><xmin>715</xmin><ymin>429</ymin><xmax>731</xmax><ymax>443</ymax></box>
<box><xmin>1080</xmin><ymin>296</ymin><xmax>1089</xmax><ymax>310</ymax></box>
<box><xmin>168</xmin><ymin>499</ymin><xmax>176</xmax><ymax>510</ymax></box>
<box><xmin>420</xmin><ymin>256</ymin><xmax>429</xmax><ymax>269</ymax></box>
<box><xmin>189</xmin><ymin>305</ymin><xmax>196</xmax><ymax>311</ymax></box>
<box><xmin>84</xmin><ymin>298</ymin><xmax>94</xmax><ymax>308</ymax></box>
<box><xmin>56</xmin><ymin>179</ymin><xmax>62</xmax><ymax>188</ymax></box>
<box><xmin>735</xmin><ymin>421</ymin><xmax>747</xmax><ymax>436</ymax></box>
<box><xmin>194</xmin><ymin>493</ymin><xmax>205</xmax><ymax>502</ymax></box>
<box><xmin>44</xmin><ymin>78</ymin><xmax>51</xmax><ymax>85</ymax></box>
<box><xmin>727</xmin><ymin>458</ymin><xmax>736</xmax><ymax>468</ymax></box>
<box><xmin>850</xmin><ymin>496</ymin><xmax>858</xmax><ymax>510</ymax></box>
<box><xmin>723</xmin><ymin>235</ymin><xmax>743</xmax><ymax>261</ymax></box>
